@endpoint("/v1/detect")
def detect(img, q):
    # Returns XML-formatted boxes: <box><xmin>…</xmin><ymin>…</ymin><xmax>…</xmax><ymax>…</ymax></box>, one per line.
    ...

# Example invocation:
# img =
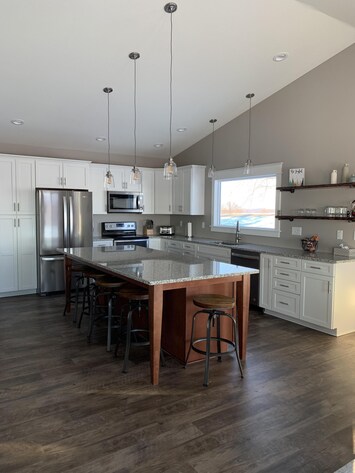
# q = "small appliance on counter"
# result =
<box><xmin>159</xmin><ymin>225</ymin><xmax>175</xmax><ymax>236</ymax></box>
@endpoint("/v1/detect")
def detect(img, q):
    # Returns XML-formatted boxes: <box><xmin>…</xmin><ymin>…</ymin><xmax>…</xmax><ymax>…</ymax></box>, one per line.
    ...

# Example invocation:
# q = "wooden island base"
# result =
<box><xmin>161</xmin><ymin>281</ymin><xmax>237</xmax><ymax>364</ymax></box>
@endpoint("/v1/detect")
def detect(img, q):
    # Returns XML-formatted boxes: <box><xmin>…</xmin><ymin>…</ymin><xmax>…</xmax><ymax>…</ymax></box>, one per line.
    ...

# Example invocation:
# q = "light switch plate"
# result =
<box><xmin>292</xmin><ymin>226</ymin><xmax>302</xmax><ymax>236</ymax></box>
<box><xmin>201</xmin><ymin>221</ymin><xmax>205</xmax><ymax>229</ymax></box>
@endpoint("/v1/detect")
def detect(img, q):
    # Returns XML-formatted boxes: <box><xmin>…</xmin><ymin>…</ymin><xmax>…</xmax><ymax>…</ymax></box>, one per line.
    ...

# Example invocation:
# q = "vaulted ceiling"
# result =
<box><xmin>0</xmin><ymin>0</ymin><xmax>354</xmax><ymax>162</ymax></box>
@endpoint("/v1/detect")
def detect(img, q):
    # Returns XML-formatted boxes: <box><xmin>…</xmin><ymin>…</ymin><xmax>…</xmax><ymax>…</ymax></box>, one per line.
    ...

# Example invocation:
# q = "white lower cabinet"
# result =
<box><xmin>0</xmin><ymin>215</ymin><xmax>37</xmax><ymax>295</ymax></box>
<box><xmin>260</xmin><ymin>253</ymin><xmax>355</xmax><ymax>336</ymax></box>
<box><xmin>148</xmin><ymin>238</ymin><xmax>166</xmax><ymax>251</ymax></box>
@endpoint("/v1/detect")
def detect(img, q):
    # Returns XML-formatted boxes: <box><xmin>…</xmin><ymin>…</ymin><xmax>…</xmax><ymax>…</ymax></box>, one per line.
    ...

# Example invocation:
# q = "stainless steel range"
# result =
<box><xmin>101</xmin><ymin>221</ymin><xmax>149</xmax><ymax>247</ymax></box>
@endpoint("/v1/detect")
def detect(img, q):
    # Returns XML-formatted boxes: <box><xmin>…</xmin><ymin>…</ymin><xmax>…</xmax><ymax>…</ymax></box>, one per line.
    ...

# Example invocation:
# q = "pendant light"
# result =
<box><xmin>129</xmin><ymin>52</ymin><xmax>142</xmax><ymax>184</ymax></box>
<box><xmin>243</xmin><ymin>92</ymin><xmax>255</xmax><ymax>175</ymax></box>
<box><xmin>163</xmin><ymin>2</ymin><xmax>178</xmax><ymax>180</ymax></box>
<box><xmin>208</xmin><ymin>118</ymin><xmax>217</xmax><ymax>179</ymax></box>
<box><xmin>103</xmin><ymin>87</ymin><xmax>115</xmax><ymax>189</ymax></box>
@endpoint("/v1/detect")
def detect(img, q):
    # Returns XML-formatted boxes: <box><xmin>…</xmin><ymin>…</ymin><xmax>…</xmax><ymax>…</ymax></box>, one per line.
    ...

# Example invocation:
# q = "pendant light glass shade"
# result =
<box><xmin>243</xmin><ymin>93</ymin><xmax>255</xmax><ymax>176</ymax></box>
<box><xmin>129</xmin><ymin>52</ymin><xmax>142</xmax><ymax>185</ymax></box>
<box><xmin>208</xmin><ymin>118</ymin><xmax>217</xmax><ymax>179</ymax></box>
<box><xmin>103</xmin><ymin>87</ymin><xmax>115</xmax><ymax>189</ymax></box>
<box><xmin>163</xmin><ymin>2</ymin><xmax>178</xmax><ymax>180</ymax></box>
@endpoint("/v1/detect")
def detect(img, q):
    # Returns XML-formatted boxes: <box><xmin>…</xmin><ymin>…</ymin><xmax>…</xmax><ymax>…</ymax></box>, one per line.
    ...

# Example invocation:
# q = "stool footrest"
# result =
<box><xmin>191</xmin><ymin>336</ymin><xmax>236</xmax><ymax>357</ymax></box>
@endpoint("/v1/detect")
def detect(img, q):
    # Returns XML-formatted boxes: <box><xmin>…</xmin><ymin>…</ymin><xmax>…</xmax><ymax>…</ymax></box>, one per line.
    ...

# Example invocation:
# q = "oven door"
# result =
<box><xmin>114</xmin><ymin>238</ymin><xmax>148</xmax><ymax>248</ymax></box>
<box><xmin>107</xmin><ymin>192</ymin><xmax>144</xmax><ymax>213</ymax></box>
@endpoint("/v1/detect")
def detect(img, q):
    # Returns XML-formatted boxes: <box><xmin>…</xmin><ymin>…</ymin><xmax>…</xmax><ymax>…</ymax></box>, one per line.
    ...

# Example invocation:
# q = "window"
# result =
<box><xmin>211</xmin><ymin>162</ymin><xmax>282</xmax><ymax>237</ymax></box>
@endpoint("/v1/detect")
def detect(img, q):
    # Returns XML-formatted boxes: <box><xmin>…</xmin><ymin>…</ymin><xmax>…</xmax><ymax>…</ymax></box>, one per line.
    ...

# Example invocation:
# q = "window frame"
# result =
<box><xmin>211</xmin><ymin>162</ymin><xmax>283</xmax><ymax>238</ymax></box>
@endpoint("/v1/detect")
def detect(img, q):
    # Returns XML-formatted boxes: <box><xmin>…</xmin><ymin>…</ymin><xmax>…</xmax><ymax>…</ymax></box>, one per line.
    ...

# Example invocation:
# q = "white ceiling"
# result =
<box><xmin>1</xmin><ymin>0</ymin><xmax>355</xmax><ymax>161</ymax></box>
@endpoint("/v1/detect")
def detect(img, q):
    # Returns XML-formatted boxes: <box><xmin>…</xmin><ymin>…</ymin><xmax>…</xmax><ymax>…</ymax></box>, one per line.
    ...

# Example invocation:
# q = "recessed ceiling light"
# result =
<box><xmin>96</xmin><ymin>136</ymin><xmax>106</xmax><ymax>142</ymax></box>
<box><xmin>177</xmin><ymin>127</ymin><xmax>187</xmax><ymax>132</ymax></box>
<box><xmin>154</xmin><ymin>143</ymin><xmax>163</xmax><ymax>148</ymax></box>
<box><xmin>273</xmin><ymin>52</ymin><xmax>289</xmax><ymax>62</ymax></box>
<box><xmin>11</xmin><ymin>119</ymin><xmax>24</xmax><ymax>125</ymax></box>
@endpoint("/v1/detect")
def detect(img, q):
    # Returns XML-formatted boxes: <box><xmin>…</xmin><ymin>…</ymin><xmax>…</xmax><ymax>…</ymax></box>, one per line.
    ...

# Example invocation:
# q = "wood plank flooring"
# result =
<box><xmin>0</xmin><ymin>294</ymin><xmax>354</xmax><ymax>473</ymax></box>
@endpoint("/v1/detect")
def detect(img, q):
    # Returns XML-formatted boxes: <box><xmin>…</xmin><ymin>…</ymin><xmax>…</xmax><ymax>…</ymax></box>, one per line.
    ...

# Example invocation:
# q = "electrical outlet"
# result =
<box><xmin>179</xmin><ymin>220</ymin><xmax>183</xmax><ymax>227</ymax></box>
<box><xmin>201</xmin><ymin>221</ymin><xmax>205</xmax><ymax>229</ymax></box>
<box><xmin>292</xmin><ymin>226</ymin><xmax>302</xmax><ymax>236</ymax></box>
<box><xmin>337</xmin><ymin>230</ymin><xmax>343</xmax><ymax>240</ymax></box>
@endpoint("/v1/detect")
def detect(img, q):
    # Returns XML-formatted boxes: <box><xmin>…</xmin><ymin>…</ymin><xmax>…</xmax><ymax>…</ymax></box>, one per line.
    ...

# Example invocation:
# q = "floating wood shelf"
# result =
<box><xmin>276</xmin><ymin>215</ymin><xmax>355</xmax><ymax>222</ymax></box>
<box><xmin>277</xmin><ymin>183</ymin><xmax>355</xmax><ymax>193</ymax></box>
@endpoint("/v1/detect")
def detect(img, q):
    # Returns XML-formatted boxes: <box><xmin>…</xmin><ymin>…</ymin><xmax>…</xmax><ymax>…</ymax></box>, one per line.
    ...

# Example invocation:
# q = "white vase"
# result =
<box><xmin>330</xmin><ymin>170</ymin><xmax>337</xmax><ymax>184</ymax></box>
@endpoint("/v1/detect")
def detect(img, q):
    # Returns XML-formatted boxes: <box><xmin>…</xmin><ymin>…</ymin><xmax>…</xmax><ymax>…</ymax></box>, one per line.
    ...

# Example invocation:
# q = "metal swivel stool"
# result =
<box><xmin>62</xmin><ymin>264</ymin><xmax>88</xmax><ymax>323</ymax></box>
<box><xmin>77</xmin><ymin>270</ymin><xmax>105</xmax><ymax>329</ymax></box>
<box><xmin>186</xmin><ymin>294</ymin><xmax>244</xmax><ymax>387</ymax></box>
<box><xmin>115</xmin><ymin>285</ymin><xmax>165</xmax><ymax>373</ymax></box>
<box><xmin>87</xmin><ymin>277</ymin><xmax>126</xmax><ymax>351</ymax></box>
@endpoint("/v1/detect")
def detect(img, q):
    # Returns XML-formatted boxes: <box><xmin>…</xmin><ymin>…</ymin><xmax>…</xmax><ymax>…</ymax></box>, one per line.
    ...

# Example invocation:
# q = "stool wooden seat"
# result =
<box><xmin>71</xmin><ymin>264</ymin><xmax>89</xmax><ymax>273</ymax></box>
<box><xmin>186</xmin><ymin>293</ymin><xmax>243</xmax><ymax>387</ymax></box>
<box><xmin>193</xmin><ymin>294</ymin><xmax>235</xmax><ymax>310</ymax></box>
<box><xmin>119</xmin><ymin>285</ymin><xmax>149</xmax><ymax>301</ymax></box>
<box><xmin>88</xmin><ymin>277</ymin><xmax>126</xmax><ymax>351</ymax></box>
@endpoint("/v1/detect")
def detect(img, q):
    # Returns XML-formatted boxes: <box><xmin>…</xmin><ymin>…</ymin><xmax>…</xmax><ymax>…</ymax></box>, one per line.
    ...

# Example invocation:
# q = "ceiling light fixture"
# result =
<box><xmin>243</xmin><ymin>93</ymin><xmax>255</xmax><ymax>176</ymax></box>
<box><xmin>273</xmin><ymin>52</ymin><xmax>288</xmax><ymax>62</ymax></box>
<box><xmin>11</xmin><ymin>119</ymin><xmax>24</xmax><ymax>125</ymax></box>
<box><xmin>163</xmin><ymin>2</ymin><xmax>178</xmax><ymax>180</ymax></box>
<box><xmin>129</xmin><ymin>51</ymin><xmax>142</xmax><ymax>184</ymax></box>
<box><xmin>154</xmin><ymin>143</ymin><xmax>163</xmax><ymax>148</ymax></box>
<box><xmin>176</xmin><ymin>127</ymin><xmax>186</xmax><ymax>132</ymax></box>
<box><xmin>208</xmin><ymin>119</ymin><xmax>217</xmax><ymax>179</ymax></box>
<box><xmin>96</xmin><ymin>136</ymin><xmax>106</xmax><ymax>142</ymax></box>
<box><xmin>103</xmin><ymin>87</ymin><xmax>115</xmax><ymax>189</ymax></box>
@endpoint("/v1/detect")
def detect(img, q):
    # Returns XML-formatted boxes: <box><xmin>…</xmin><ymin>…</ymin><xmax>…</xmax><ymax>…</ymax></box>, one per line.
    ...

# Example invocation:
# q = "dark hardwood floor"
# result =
<box><xmin>0</xmin><ymin>294</ymin><xmax>354</xmax><ymax>473</ymax></box>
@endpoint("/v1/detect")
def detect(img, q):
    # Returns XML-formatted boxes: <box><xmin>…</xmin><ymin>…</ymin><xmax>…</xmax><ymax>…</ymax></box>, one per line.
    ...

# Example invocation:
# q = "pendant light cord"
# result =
<box><xmin>169</xmin><ymin>10</ymin><xmax>173</xmax><ymax>160</ymax></box>
<box><xmin>134</xmin><ymin>57</ymin><xmax>137</xmax><ymax>168</ymax></box>
<box><xmin>248</xmin><ymin>95</ymin><xmax>252</xmax><ymax>161</ymax></box>
<box><xmin>212</xmin><ymin>121</ymin><xmax>215</xmax><ymax>167</ymax></box>
<box><xmin>107</xmin><ymin>91</ymin><xmax>111</xmax><ymax>171</ymax></box>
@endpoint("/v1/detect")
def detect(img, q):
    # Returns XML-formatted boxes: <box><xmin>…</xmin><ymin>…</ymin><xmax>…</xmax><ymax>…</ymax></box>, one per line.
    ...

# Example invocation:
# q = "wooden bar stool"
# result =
<box><xmin>115</xmin><ymin>285</ymin><xmax>165</xmax><ymax>373</ymax></box>
<box><xmin>63</xmin><ymin>264</ymin><xmax>88</xmax><ymax>323</ymax></box>
<box><xmin>185</xmin><ymin>294</ymin><xmax>244</xmax><ymax>387</ymax></box>
<box><xmin>77</xmin><ymin>270</ymin><xmax>105</xmax><ymax>328</ymax></box>
<box><xmin>88</xmin><ymin>277</ymin><xmax>126</xmax><ymax>351</ymax></box>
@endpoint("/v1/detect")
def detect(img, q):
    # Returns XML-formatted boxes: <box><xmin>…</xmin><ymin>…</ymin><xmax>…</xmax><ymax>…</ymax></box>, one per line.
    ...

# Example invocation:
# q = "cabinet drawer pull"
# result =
<box><xmin>18</xmin><ymin>203</ymin><xmax>20</xmax><ymax>211</ymax></box>
<box><xmin>279</xmin><ymin>272</ymin><xmax>289</xmax><ymax>276</ymax></box>
<box><xmin>309</xmin><ymin>266</ymin><xmax>321</xmax><ymax>270</ymax></box>
<box><xmin>18</xmin><ymin>218</ymin><xmax>20</xmax><ymax>227</ymax></box>
<box><xmin>13</xmin><ymin>202</ymin><xmax>16</xmax><ymax>211</ymax></box>
<box><xmin>279</xmin><ymin>284</ymin><xmax>289</xmax><ymax>288</ymax></box>
<box><xmin>280</xmin><ymin>261</ymin><xmax>290</xmax><ymax>265</ymax></box>
<box><xmin>14</xmin><ymin>218</ymin><xmax>16</xmax><ymax>227</ymax></box>
<box><xmin>279</xmin><ymin>301</ymin><xmax>289</xmax><ymax>306</ymax></box>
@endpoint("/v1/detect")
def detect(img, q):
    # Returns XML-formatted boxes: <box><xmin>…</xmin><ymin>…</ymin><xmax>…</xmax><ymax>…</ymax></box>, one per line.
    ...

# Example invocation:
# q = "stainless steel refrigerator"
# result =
<box><xmin>36</xmin><ymin>189</ymin><xmax>93</xmax><ymax>294</ymax></box>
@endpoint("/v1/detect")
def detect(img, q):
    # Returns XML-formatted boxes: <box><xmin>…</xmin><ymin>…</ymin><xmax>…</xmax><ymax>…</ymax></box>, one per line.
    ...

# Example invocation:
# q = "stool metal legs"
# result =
<box><xmin>186</xmin><ymin>309</ymin><xmax>244</xmax><ymax>387</ymax></box>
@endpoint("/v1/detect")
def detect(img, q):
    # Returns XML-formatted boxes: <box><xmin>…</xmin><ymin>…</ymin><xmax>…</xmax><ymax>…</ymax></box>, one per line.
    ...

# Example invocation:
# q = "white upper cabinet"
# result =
<box><xmin>0</xmin><ymin>155</ymin><xmax>36</xmax><ymax>215</ymax></box>
<box><xmin>141</xmin><ymin>168</ymin><xmax>155</xmax><ymax>214</ymax></box>
<box><xmin>36</xmin><ymin>158</ymin><xmax>90</xmax><ymax>189</ymax></box>
<box><xmin>172</xmin><ymin>165</ymin><xmax>205</xmax><ymax>215</ymax></box>
<box><xmin>111</xmin><ymin>165</ymin><xmax>142</xmax><ymax>192</ymax></box>
<box><xmin>154</xmin><ymin>169</ymin><xmax>173</xmax><ymax>215</ymax></box>
<box><xmin>89</xmin><ymin>164</ymin><xmax>107</xmax><ymax>214</ymax></box>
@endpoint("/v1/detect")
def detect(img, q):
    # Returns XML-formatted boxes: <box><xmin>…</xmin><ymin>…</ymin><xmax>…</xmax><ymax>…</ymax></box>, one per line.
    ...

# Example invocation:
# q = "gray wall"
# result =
<box><xmin>171</xmin><ymin>44</ymin><xmax>355</xmax><ymax>252</ymax></box>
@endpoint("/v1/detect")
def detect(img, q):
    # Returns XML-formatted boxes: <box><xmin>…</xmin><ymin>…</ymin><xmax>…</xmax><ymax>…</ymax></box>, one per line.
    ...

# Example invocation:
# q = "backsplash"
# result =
<box><xmin>93</xmin><ymin>213</ymin><xmax>171</xmax><ymax>237</ymax></box>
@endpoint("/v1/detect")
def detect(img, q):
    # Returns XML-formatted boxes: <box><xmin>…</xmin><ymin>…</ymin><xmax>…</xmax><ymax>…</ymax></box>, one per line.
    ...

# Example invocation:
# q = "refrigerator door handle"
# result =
<box><xmin>69</xmin><ymin>195</ymin><xmax>74</xmax><ymax>245</ymax></box>
<box><xmin>63</xmin><ymin>195</ymin><xmax>69</xmax><ymax>248</ymax></box>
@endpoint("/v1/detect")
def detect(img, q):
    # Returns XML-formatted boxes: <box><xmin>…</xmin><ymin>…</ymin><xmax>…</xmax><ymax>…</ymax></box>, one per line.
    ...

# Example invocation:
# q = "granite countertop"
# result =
<box><xmin>152</xmin><ymin>235</ymin><xmax>354</xmax><ymax>264</ymax></box>
<box><xmin>63</xmin><ymin>246</ymin><xmax>258</xmax><ymax>286</ymax></box>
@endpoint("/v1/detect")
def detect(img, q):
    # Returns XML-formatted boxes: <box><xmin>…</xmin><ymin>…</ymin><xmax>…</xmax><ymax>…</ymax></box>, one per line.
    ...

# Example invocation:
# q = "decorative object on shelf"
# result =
<box><xmin>324</xmin><ymin>206</ymin><xmax>336</xmax><ymax>216</ymax></box>
<box><xmin>208</xmin><ymin>118</ymin><xmax>217</xmax><ymax>179</ymax></box>
<box><xmin>288</xmin><ymin>168</ymin><xmax>305</xmax><ymax>186</ymax></box>
<box><xmin>129</xmin><ymin>52</ymin><xmax>142</xmax><ymax>184</ymax></box>
<box><xmin>351</xmin><ymin>200</ymin><xmax>355</xmax><ymax>217</ymax></box>
<box><xmin>342</xmin><ymin>163</ymin><xmax>349</xmax><ymax>183</ymax></box>
<box><xmin>330</xmin><ymin>169</ymin><xmax>338</xmax><ymax>185</ymax></box>
<box><xmin>301</xmin><ymin>235</ymin><xmax>319</xmax><ymax>252</ymax></box>
<box><xmin>243</xmin><ymin>93</ymin><xmax>255</xmax><ymax>175</ymax></box>
<box><xmin>103</xmin><ymin>87</ymin><xmax>115</xmax><ymax>189</ymax></box>
<box><xmin>163</xmin><ymin>2</ymin><xmax>178</xmax><ymax>180</ymax></box>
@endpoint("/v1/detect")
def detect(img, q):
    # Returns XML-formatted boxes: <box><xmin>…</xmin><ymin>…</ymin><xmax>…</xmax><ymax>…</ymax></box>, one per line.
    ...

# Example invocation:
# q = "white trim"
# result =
<box><xmin>211</xmin><ymin>162</ymin><xmax>283</xmax><ymax>238</ymax></box>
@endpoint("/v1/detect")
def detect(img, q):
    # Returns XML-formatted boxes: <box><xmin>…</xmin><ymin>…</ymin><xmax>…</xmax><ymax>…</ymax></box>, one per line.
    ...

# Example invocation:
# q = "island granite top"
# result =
<box><xmin>63</xmin><ymin>246</ymin><xmax>258</xmax><ymax>286</ymax></box>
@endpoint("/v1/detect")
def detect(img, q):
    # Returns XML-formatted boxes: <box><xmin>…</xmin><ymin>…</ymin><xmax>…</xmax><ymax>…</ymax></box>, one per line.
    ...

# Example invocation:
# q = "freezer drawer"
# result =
<box><xmin>38</xmin><ymin>255</ymin><xmax>65</xmax><ymax>294</ymax></box>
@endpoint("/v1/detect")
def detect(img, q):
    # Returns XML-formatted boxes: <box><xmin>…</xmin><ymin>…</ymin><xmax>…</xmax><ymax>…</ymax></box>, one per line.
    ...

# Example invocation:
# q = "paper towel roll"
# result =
<box><xmin>187</xmin><ymin>222</ymin><xmax>193</xmax><ymax>238</ymax></box>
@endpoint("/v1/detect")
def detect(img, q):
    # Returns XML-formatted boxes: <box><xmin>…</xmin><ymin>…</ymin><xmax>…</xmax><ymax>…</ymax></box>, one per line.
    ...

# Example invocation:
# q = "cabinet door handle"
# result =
<box><xmin>169</xmin><ymin>204</ymin><xmax>171</xmax><ymax>212</ymax></box>
<box><xmin>310</xmin><ymin>266</ymin><xmax>321</xmax><ymax>270</ymax></box>
<box><xmin>17</xmin><ymin>203</ymin><xmax>20</xmax><ymax>211</ymax></box>
<box><xmin>59</xmin><ymin>177</ymin><xmax>62</xmax><ymax>186</ymax></box>
<box><xmin>328</xmin><ymin>281</ymin><xmax>332</xmax><ymax>294</ymax></box>
<box><xmin>279</xmin><ymin>301</ymin><xmax>289</xmax><ymax>306</ymax></box>
<box><xmin>279</xmin><ymin>272</ymin><xmax>289</xmax><ymax>276</ymax></box>
<box><xmin>14</xmin><ymin>218</ymin><xmax>16</xmax><ymax>227</ymax></box>
<box><xmin>279</xmin><ymin>284</ymin><xmax>289</xmax><ymax>288</ymax></box>
<box><xmin>280</xmin><ymin>261</ymin><xmax>290</xmax><ymax>265</ymax></box>
<box><xmin>18</xmin><ymin>218</ymin><xmax>20</xmax><ymax>227</ymax></box>
<box><xmin>13</xmin><ymin>202</ymin><xmax>16</xmax><ymax>211</ymax></box>
<box><xmin>64</xmin><ymin>177</ymin><xmax>67</xmax><ymax>186</ymax></box>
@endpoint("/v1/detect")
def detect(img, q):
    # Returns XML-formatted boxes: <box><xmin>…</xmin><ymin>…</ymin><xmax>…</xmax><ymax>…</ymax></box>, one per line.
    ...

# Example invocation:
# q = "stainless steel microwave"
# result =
<box><xmin>107</xmin><ymin>191</ymin><xmax>144</xmax><ymax>213</ymax></box>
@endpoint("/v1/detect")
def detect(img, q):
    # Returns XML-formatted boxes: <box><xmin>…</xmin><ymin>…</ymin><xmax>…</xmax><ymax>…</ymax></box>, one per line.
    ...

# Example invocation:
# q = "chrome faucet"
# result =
<box><xmin>235</xmin><ymin>221</ymin><xmax>241</xmax><ymax>245</ymax></box>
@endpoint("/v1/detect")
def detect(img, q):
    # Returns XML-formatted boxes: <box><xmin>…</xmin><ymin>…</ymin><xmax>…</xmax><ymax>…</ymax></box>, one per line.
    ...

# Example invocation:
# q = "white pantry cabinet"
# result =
<box><xmin>0</xmin><ymin>215</ymin><xmax>37</xmax><ymax>295</ymax></box>
<box><xmin>36</xmin><ymin>158</ymin><xmax>90</xmax><ymax>189</ymax></box>
<box><xmin>172</xmin><ymin>165</ymin><xmax>205</xmax><ymax>215</ymax></box>
<box><xmin>0</xmin><ymin>155</ymin><xmax>36</xmax><ymax>215</ymax></box>
<box><xmin>154</xmin><ymin>169</ymin><xmax>173</xmax><ymax>215</ymax></box>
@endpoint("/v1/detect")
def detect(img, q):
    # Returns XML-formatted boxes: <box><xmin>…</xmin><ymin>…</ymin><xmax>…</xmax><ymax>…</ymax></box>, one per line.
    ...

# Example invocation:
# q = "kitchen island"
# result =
<box><xmin>63</xmin><ymin>246</ymin><xmax>258</xmax><ymax>385</ymax></box>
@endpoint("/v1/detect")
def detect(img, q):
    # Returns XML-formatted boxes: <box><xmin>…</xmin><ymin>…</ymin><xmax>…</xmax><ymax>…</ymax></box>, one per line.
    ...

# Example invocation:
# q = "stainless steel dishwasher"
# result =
<box><xmin>231</xmin><ymin>249</ymin><xmax>260</xmax><ymax>307</ymax></box>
